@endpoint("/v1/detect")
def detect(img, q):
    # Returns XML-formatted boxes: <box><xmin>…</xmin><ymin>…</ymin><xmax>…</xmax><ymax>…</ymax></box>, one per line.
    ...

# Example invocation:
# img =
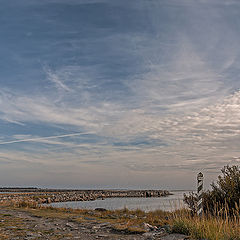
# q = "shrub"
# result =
<box><xmin>184</xmin><ymin>165</ymin><xmax>240</xmax><ymax>216</ymax></box>
<box><xmin>171</xmin><ymin>220</ymin><xmax>190</xmax><ymax>235</ymax></box>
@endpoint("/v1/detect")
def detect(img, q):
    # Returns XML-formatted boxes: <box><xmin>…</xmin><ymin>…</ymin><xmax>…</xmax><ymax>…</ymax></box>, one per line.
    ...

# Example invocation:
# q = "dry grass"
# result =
<box><xmin>170</xmin><ymin>208</ymin><xmax>240</xmax><ymax>240</ymax></box>
<box><xmin>1</xmin><ymin>198</ymin><xmax>240</xmax><ymax>239</ymax></box>
<box><xmin>0</xmin><ymin>198</ymin><xmax>39</xmax><ymax>209</ymax></box>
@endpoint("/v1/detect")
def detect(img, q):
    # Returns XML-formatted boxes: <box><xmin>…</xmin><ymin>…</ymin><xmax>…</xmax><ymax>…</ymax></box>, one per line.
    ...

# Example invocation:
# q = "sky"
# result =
<box><xmin>0</xmin><ymin>0</ymin><xmax>240</xmax><ymax>190</ymax></box>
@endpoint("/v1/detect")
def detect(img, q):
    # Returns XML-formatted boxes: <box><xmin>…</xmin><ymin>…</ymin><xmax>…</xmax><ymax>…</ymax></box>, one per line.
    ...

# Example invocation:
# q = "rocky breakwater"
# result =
<box><xmin>40</xmin><ymin>190</ymin><xmax>170</xmax><ymax>203</ymax></box>
<box><xmin>0</xmin><ymin>189</ymin><xmax>170</xmax><ymax>204</ymax></box>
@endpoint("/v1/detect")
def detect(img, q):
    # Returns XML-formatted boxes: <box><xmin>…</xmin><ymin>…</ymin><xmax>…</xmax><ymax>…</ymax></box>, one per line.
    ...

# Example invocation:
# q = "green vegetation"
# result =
<box><xmin>184</xmin><ymin>165</ymin><xmax>240</xmax><ymax>216</ymax></box>
<box><xmin>180</xmin><ymin>165</ymin><xmax>240</xmax><ymax>239</ymax></box>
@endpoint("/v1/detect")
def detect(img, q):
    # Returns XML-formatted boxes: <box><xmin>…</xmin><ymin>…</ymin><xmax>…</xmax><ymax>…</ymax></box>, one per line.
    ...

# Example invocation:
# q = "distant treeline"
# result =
<box><xmin>0</xmin><ymin>187</ymin><xmax>39</xmax><ymax>192</ymax></box>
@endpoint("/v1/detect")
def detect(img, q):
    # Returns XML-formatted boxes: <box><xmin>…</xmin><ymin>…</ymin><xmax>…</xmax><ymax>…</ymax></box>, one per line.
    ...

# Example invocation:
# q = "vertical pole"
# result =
<box><xmin>197</xmin><ymin>172</ymin><xmax>204</xmax><ymax>216</ymax></box>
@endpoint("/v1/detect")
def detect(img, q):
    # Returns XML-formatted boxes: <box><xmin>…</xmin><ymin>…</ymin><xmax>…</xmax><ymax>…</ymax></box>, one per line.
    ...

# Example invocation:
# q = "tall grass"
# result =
<box><xmin>0</xmin><ymin>198</ymin><xmax>39</xmax><ymax>208</ymax></box>
<box><xmin>170</xmin><ymin>206</ymin><xmax>240</xmax><ymax>240</ymax></box>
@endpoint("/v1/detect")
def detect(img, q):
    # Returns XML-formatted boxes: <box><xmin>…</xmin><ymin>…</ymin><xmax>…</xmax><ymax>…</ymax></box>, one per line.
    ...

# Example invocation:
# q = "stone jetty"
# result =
<box><xmin>0</xmin><ymin>189</ymin><xmax>170</xmax><ymax>204</ymax></box>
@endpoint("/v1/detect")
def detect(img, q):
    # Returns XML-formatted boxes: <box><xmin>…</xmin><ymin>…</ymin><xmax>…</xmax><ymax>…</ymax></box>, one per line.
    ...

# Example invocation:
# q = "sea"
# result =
<box><xmin>49</xmin><ymin>190</ymin><xmax>192</xmax><ymax>212</ymax></box>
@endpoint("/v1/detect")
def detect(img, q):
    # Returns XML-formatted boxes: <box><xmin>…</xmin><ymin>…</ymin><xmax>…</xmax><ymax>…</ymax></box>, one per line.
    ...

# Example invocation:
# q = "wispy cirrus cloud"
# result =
<box><xmin>0</xmin><ymin>88</ymin><xmax>118</xmax><ymax>130</ymax></box>
<box><xmin>1</xmin><ymin>0</ymin><xmax>240</xmax><ymax>188</ymax></box>
<box><xmin>44</xmin><ymin>67</ymin><xmax>72</xmax><ymax>92</ymax></box>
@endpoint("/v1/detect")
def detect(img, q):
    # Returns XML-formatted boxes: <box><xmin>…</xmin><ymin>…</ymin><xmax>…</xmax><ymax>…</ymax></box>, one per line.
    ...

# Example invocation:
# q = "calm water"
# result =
<box><xmin>49</xmin><ymin>190</ymin><xmax>191</xmax><ymax>212</ymax></box>
<box><xmin>0</xmin><ymin>192</ymin><xmax>20</xmax><ymax>194</ymax></box>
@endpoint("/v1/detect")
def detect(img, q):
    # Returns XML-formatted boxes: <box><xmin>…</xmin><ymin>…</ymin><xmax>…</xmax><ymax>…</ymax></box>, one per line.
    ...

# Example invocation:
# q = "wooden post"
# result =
<box><xmin>197</xmin><ymin>172</ymin><xmax>204</xmax><ymax>216</ymax></box>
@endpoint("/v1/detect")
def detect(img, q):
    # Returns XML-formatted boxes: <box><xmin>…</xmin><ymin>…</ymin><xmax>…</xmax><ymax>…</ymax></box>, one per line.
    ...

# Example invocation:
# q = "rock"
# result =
<box><xmin>98</xmin><ymin>222</ymin><xmax>111</xmax><ymax>227</ymax></box>
<box><xmin>96</xmin><ymin>234</ymin><xmax>109</xmax><ymax>238</ymax></box>
<box><xmin>161</xmin><ymin>224</ymin><xmax>171</xmax><ymax>233</ymax></box>
<box><xmin>160</xmin><ymin>234</ymin><xmax>189</xmax><ymax>240</ymax></box>
<box><xmin>95</xmin><ymin>207</ymin><xmax>107</xmax><ymax>212</ymax></box>
<box><xmin>143</xmin><ymin>230</ymin><xmax>168</xmax><ymax>239</ymax></box>
<box><xmin>84</xmin><ymin>217</ymin><xmax>96</xmax><ymax>220</ymax></box>
<box><xmin>107</xmin><ymin>214</ymin><xmax>118</xmax><ymax>219</ymax></box>
<box><xmin>65</xmin><ymin>222</ymin><xmax>78</xmax><ymax>230</ymax></box>
<box><xmin>143</xmin><ymin>222</ymin><xmax>158</xmax><ymax>232</ymax></box>
<box><xmin>143</xmin><ymin>232</ymin><xmax>155</xmax><ymax>240</ymax></box>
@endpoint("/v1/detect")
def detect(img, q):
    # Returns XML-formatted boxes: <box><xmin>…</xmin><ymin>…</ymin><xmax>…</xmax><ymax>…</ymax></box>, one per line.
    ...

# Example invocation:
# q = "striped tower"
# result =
<box><xmin>197</xmin><ymin>172</ymin><xmax>204</xmax><ymax>216</ymax></box>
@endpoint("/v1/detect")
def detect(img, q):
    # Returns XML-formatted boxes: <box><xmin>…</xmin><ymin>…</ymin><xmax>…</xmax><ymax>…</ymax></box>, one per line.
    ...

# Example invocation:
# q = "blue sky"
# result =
<box><xmin>1</xmin><ymin>0</ymin><xmax>240</xmax><ymax>189</ymax></box>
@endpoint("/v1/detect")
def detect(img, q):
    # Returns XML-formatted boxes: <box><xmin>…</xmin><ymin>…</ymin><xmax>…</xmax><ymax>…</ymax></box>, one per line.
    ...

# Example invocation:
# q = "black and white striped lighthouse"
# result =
<box><xmin>197</xmin><ymin>172</ymin><xmax>204</xmax><ymax>216</ymax></box>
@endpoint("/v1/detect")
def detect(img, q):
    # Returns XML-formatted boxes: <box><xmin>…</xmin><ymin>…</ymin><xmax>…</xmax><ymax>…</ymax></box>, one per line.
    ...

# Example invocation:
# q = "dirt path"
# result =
<box><xmin>0</xmin><ymin>207</ymin><xmax>189</xmax><ymax>240</ymax></box>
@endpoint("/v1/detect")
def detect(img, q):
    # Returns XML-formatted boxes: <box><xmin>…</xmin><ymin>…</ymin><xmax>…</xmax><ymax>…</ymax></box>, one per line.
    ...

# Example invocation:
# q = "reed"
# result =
<box><xmin>170</xmin><ymin>205</ymin><xmax>240</xmax><ymax>240</ymax></box>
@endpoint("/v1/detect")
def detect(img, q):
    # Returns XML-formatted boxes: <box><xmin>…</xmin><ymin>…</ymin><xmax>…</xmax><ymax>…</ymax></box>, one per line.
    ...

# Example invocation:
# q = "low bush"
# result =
<box><xmin>184</xmin><ymin>165</ymin><xmax>240</xmax><ymax>217</ymax></box>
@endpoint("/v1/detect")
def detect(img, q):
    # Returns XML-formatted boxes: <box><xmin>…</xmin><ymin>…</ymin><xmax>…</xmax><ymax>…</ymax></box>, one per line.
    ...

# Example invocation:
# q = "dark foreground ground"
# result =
<box><xmin>0</xmin><ymin>206</ymin><xmax>189</xmax><ymax>240</ymax></box>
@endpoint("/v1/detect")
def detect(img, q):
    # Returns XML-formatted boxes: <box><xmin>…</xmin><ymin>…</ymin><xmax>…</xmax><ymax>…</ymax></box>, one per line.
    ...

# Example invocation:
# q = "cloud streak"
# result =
<box><xmin>44</xmin><ymin>67</ymin><xmax>72</xmax><ymax>92</ymax></box>
<box><xmin>0</xmin><ymin>132</ymin><xmax>94</xmax><ymax>145</ymax></box>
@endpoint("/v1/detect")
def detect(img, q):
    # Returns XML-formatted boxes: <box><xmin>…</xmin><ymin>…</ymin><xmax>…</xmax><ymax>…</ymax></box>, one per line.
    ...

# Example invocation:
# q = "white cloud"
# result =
<box><xmin>1</xmin><ymin>31</ymin><xmax>239</xmax><ymax>181</ymax></box>
<box><xmin>44</xmin><ymin>67</ymin><xmax>72</xmax><ymax>92</ymax></box>
<box><xmin>0</xmin><ymin>88</ymin><xmax>121</xmax><ymax>130</ymax></box>
<box><xmin>127</xmin><ymin>37</ymin><xmax>228</xmax><ymax>113</ymax></box>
